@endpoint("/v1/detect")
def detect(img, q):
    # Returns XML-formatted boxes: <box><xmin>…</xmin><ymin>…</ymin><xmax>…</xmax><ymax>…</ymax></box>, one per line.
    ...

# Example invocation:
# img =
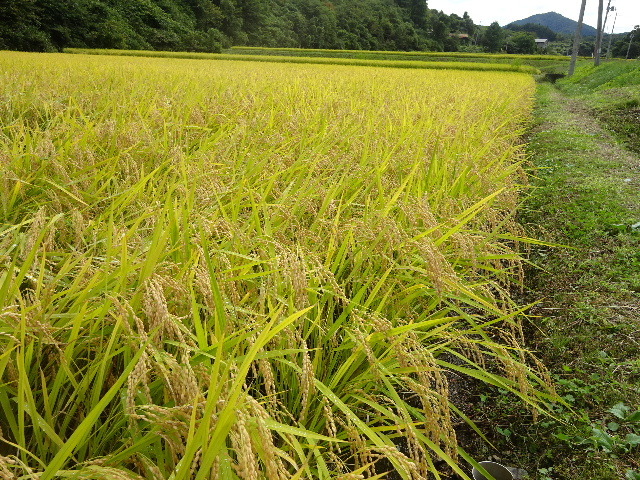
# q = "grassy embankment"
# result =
<box><xmin>564</xmin><ymin>61</ymin><xmax>640</xmax><ymax>154</ymax></box>
<box><xmin>63</xmin><ymin>47</ymin><xmax>543</xmax><ymax>74</ymax></box>
<box><xmin>471</xmin><ymin>60</ymin><xmax>640</xmax><ymax>479</ymax></box>
<box><xmin>0</xmin><ymin>51</ymin><xmax>555</xmax><ymax>478</ymax></box>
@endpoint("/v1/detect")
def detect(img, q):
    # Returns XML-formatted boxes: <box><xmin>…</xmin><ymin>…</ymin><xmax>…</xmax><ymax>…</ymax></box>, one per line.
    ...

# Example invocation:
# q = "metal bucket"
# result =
<box><xmin>471</xmin><ymin>461</ymin><xmax>514</xmax><ymax>480</ymax></box>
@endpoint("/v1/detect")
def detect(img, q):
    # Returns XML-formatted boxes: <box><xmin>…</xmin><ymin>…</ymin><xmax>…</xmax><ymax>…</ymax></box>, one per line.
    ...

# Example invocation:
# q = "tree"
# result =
<box><xmin>508</xmin><ymin>31</ymin><xmax>536</xmax><ymax>54</ymax></box>
<box><xmin>427</xmin><ymin>11</ymin><xmax>448</xmax><ymax>51</ymax></box>
<box><xmin>462</xmin><ymin>11</ymin><xmax>475</xmax><ymax>36</ymax></box>
<box><xmin>395</xmin><ymin>0</ymin><xmax>427</xmax><ymax>29</ymax></box>
<box><xmin>0</xmin><ymin>0</ymin><xmax>54</xmax><ymax>51</ymax></box>
<box><xmin>482</xmin><ymin>21</ymin><xmax>504</xmax><ymax>53</ymax></box>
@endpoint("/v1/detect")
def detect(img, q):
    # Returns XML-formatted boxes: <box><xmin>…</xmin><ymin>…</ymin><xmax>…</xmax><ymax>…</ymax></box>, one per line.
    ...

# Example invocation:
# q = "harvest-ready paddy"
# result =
<box><xmin>0</xmin><ymin>52</ymin><xmax>554</xmax><ymax>479</ymax></box>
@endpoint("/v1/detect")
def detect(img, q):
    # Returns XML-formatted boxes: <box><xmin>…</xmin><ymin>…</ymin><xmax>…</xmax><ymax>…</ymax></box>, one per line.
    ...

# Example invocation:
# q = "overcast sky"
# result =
<box><xmin>427</xmin><ymin>0</ymin><xmax>639</xmax><ymax>34</ymax></box>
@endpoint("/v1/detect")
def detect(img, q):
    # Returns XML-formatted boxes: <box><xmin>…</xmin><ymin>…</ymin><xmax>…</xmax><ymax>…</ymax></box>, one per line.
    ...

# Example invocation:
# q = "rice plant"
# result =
<box><xmin>0</xmin><ymin>51</ymin><xmax>554</xmax><ymax>479</ymax></box>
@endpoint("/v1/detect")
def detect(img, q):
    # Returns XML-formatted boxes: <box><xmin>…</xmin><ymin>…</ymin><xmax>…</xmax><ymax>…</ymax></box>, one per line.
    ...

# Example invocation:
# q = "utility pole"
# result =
<box><xmin>569</xmin><ymin>0</ymin><xmax>588</xmax><ymax>76</ymax></box>
<box><xmin>594</xmin><ymin>0</ymin><xmax>604</xmax><ymax>66</ymax></box>
<box><xmin>605</xmin><ymin>6</ymin><xmax>617</xmax><ymax>58</ymax></box>
<box><xmin>602</xmin><ymin>0</ymin><xmax>612</xmax><ymax>33</ymax></box>
<box><xmin>627</xmin><ymin>27</ymin><xmax>639</xmax><ymax>59</ymax></box>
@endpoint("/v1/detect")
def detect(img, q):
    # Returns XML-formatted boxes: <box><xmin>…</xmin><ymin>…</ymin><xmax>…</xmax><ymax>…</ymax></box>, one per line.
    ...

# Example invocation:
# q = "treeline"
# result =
<box><xmin>0</xmin><ymin>0</ymin><xmax>481</xmax><ymax>53</ymax></box>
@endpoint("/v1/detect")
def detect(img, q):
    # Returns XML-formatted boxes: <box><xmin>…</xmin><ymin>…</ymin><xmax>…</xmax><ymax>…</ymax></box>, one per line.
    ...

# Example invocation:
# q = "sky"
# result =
<box><xmin>427</xmin><ymin>0</ymin><xmax>640</xmax><ymax>34</ymax></box>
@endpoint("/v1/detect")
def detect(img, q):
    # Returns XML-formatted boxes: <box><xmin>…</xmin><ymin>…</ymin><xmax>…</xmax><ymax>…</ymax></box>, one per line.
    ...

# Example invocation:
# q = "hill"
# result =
<box><xmin>0</xmin><ymin>0</ymin><xmax>475</xmax><ymax>53</ymax></box>
<box><xmin>508</xmin><ymin>11</ymin><xmax>598</xmax><ymax>37</ymax></box>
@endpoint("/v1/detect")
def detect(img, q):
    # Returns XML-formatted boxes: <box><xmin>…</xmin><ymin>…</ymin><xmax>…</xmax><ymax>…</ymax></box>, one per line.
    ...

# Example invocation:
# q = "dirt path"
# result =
<box><xmin>528</xmin><ymin>86</ymin><xmax>640</xmax><ymax>317</ymax></box>
<box><xmin>535</xmin><ymin>87</ymin><xmax>640</xmax><ymax>215</ymax></box>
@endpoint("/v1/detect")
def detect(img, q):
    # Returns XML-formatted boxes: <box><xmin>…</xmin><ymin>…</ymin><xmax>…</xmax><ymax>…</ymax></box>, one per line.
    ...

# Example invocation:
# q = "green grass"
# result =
<box><xmin>562</xmin><ymin>60</ymin><xmax>640</xmax><ymax>91</ymax></box>
<box><xmin>560</xmin><ymin>61</ymin><xmax>640</xmax><ymax>154</ymax></box>
<box><xmin>468</xmin><ymin>65</ymin><xmax>640</xmax><ymax>479</ymax></box>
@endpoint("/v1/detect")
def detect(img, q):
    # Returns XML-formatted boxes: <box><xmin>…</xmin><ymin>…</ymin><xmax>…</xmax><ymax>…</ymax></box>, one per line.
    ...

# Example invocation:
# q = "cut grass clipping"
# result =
<box><xmin>0</xmin><ymin>52</ymin><xmax>554</xmax><ymax>479</ymax></box>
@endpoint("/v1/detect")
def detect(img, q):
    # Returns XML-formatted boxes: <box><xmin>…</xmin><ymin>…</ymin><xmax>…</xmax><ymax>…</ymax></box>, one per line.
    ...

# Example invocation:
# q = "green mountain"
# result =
<box><xmin>508</xmin><ymin>11</ymin><xmax>598</xmax><ymax>37</ymax></box>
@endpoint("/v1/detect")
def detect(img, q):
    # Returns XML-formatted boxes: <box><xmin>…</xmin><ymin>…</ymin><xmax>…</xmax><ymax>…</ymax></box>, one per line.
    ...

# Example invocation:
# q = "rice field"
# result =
<box><xmin>0</xmin><ymin>51</ymin><xmax>554</xmax><ymax>479</ymax></box>
<box><xmin>64</xmin><ymin>48</ymin><xmax>542</xmax><ymax>74</ymax></box>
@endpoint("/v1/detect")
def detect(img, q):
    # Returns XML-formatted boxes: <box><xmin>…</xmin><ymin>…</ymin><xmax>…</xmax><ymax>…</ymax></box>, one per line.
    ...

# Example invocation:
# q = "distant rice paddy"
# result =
<box><xmin>64</xmin><ymin>47</ymin><xmax>543</xmax><ymax>73</ymax></box>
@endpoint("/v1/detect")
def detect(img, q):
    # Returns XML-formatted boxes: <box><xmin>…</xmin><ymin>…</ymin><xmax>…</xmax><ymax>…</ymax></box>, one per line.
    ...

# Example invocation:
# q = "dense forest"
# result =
<box><xmin>506</xmin><ymin>23</ymin><xmax>559</xmax><ymax>42</ymax></box>
<box><xmin>1</xmin><ymin>0</ymin><xmax>638</xmax><ymax>56</ymax></box>
<box><xmin>0</xmin><ymin>0</ymin><xmax>479</xmax><ymax>52</ymax></box>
